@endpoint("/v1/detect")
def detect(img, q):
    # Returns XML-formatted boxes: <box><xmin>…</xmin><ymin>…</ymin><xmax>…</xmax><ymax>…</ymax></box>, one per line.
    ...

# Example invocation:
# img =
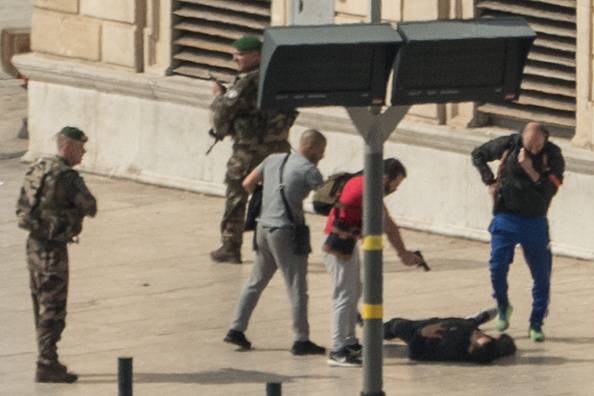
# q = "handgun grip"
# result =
<box><xmin>414</xmin><ymin>250</ymin><xmax>431</xmax><ymax>272</ymax></box>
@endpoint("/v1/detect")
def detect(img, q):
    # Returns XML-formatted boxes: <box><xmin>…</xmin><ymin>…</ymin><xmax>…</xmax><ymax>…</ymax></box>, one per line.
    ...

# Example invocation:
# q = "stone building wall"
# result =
<box><xmin>0</xmin><ymin>0</ymin><xmax>33</xmax><ymax>33</ymax></box>
<box><xmin>30</xmin><ymin>0</ymin><xmax>142</xmax><ymax>70</ymax></box>
<box><xmin>0</xmin><ymin>0</ymin><xmax>33</xmax><ymax>79</ymax></box>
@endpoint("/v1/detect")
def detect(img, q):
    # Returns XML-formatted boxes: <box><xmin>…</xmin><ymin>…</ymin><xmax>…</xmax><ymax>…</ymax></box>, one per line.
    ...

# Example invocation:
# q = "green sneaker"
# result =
<box><xmin>495</xmin><ymin>304</ymin><xmax>513</xmax><ymax>331</ymax></box>
<box><xmin>529</xmin><ymin>322</ymin><xmax>545</xmax><ymax>342</ymax></box>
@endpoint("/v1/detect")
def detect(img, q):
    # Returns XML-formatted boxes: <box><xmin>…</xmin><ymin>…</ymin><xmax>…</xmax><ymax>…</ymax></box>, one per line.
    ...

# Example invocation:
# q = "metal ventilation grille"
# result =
<box><xmin>475</xmin><ymin>0</ymin><xmax>576</xmax><ymax>138</ymax></box>
<box><xmin>172</xmin><ymin>0</ymin><xmax>271</xmax><ymax>81</ymax></box>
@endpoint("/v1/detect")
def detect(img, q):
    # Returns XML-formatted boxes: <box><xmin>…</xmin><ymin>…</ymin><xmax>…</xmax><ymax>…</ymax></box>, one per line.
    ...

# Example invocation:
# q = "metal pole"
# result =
<box><xmin>361</xmin><ymin>124</ymin><xmax>385</xmax><ymax>396</ymax></box>
<box><xmin>368</xmin><ymin>0</ymin><xmax>381</xmax><ymax>23</ymax></box>
<box><xmin>347</xmin><ymin>104</ymin><xmax>410</xmax><ymax>396</ymax></box>
<box><xmin>351</xmin><ymin>9</ymin><xmax>410</xmax><ymax>395</ymax></box>
<box><xmin>118</xmin><ymin>357</ymin><xmax>133</xmax><ymax>396</ymax></box>
<box><xmin>362</xmin><ymin>4</ymin><xmax>388</xmax><ymax>394</ymax></box>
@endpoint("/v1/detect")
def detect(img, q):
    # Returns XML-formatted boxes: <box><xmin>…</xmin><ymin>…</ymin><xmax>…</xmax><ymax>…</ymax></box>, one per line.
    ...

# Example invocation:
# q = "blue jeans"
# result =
<box><xmin>489</xmin><ymin>213</ymin><xmax>552</xmax><ymax>324</ymax></box>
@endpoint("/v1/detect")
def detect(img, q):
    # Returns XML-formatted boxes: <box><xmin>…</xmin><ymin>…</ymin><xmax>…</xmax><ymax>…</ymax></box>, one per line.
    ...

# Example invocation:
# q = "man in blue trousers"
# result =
<box><xmin>471</xmin><ymin>122</ymin><xmax>565</xmax><ymax>342</ymax></box>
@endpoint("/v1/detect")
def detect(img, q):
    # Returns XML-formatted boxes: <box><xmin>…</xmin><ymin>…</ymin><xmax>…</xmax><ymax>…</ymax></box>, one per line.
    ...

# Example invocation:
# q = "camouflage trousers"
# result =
<box><xmin>221</xmin><ymin>140</ymin><xmax>291</xmax><ymax>250</ymax></box>
<box><xmin>26</xmin><ymin>236</ymin><xmax>69</xmax><ymax>365</ymax></box>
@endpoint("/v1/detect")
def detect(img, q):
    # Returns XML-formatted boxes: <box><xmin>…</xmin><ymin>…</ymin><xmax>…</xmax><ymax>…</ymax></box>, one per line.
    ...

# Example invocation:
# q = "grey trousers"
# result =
<box><xmin>230</xmin><ymin>226</ymin><xmax>310</xmax><ymax>342</ymax></box>
<box><xmin>322</xmin><ymin>241</ymin><xmax>361</xmax><ymax>352</ymax></box>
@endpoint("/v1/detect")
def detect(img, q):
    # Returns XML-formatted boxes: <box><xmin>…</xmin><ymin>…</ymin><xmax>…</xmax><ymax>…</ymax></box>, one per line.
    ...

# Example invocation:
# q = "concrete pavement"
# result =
<box><xmin>2</xmin><ymin>72</ymin><xmax>594</xmax><ymax>395</ymax></box>
<box><xmin>0</xmin><ymin>74</ymin><xmax>27</xmax><ymax>159</ymax></box>
<box><xmin>2</xmin><ymin>162</ymin><xmax>594</xmax><ymax>396</ymax></box>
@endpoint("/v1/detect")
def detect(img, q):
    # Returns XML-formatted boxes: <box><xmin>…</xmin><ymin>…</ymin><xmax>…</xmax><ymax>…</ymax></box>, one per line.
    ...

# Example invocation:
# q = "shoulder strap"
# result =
<box><xmin>494</xmin><ymin>134</ymin><xmax>517</xmax><ymax>185</ymax></box>
<box><xmin>495</xmin><ymin>149</ymin><xmax>510</xmax><ymax>180</ymax></box>
<box><xmin>333</xmin><ymin>173</ymin><xmax>362</xmax><ymax>217</ymax></box>
<box><xmin>279</xmin><ymin>154</ymin><xmax>300</xmax><ymax>225</ymax></box>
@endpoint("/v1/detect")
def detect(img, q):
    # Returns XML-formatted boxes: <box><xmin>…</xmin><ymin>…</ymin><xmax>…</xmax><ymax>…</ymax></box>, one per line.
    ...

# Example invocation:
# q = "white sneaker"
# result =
<box><xmin>327</xmin><ymin>349</ymin><xmax>362</xmax><ymax>367</ymax></box>
<box><xmin>466</xmin><ymin>307</ymin><xmax>498</xmax><ymax>324</ymax></box>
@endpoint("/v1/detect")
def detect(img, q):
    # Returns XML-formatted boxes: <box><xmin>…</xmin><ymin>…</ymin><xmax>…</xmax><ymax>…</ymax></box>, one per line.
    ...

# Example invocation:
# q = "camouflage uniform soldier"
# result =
<box><xmin>16</xmin><ymin>126</ymin><xmax>97</xmax><ymax>383</ymax></box>
<box><xmin>209</xmin><ymin>35</ymin><xmax>298</xmax><ymax>263</ymax></box>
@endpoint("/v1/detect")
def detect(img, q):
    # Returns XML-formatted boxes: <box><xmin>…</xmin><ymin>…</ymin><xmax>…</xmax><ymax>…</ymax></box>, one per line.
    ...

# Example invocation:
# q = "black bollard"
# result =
<box><xmin>266</xmin><ymin>382</ymin><xmax>282</xmax><ymax>396</ymax></box>
<box><xmin>118</xmin><ymin>357</ymin><xmax>133</xmax><ymax>396</ymax></box>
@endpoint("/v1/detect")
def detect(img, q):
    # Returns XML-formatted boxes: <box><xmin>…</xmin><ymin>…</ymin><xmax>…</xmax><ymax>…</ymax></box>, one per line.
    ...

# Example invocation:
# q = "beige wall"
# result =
<box><xmin>0</xmin><ymin>0</ymin><xmax>33</xmax><ymax>32</ymax></box>
<box><xmin>26</xmin><ymin>0</ymin><xmax>594</xmax><ymax>148</ymax></box>
<box><xmin>31</xmin><ymin>0</ymin><xmax>146</xmax><ymax>71</ymax></box>
<box><xmin>574</xmin><ymin>0</ymin><xmax>594</xmax><ymax>149</ymax></box>
<box><xmin>143</xmin><ymin>0</ymin><xmax>172</xmax><ymax>75</ymax></box>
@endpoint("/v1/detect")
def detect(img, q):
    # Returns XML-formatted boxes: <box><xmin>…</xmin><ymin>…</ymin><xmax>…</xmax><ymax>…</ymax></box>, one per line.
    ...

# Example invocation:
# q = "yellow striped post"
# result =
<box><xmin>362</xmin><ymin>234</ymin><xmax>383</xmax><ymax>251</ymax></box>
<box><xmin>362</xmin><ymin>303</ymin><xmax>383</xmax><ymax>320</ymax></box>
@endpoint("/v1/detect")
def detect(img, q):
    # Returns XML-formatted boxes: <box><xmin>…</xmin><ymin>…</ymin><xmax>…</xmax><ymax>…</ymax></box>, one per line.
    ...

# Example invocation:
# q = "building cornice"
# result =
<box><xmin>13</xmin><ymin>53</ymin><xmax>594</xmax><ymax>175</ymax></box>
<box><xmin>12</xmin><ymin>53</ymin><xmax>213</xmax><ymax>107</ymax></box>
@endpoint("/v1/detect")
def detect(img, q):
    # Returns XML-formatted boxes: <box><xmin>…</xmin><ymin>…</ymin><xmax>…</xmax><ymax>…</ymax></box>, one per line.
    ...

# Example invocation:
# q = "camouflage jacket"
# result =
<box><xmin>16</xmin><ymin>156</ymin><xmax>97</xmax><ymax>242</ymax></box>
<box><xmin>210</xmin><ymin>65</ymin><xmax>298</xmax><ymax>146</ymax></box>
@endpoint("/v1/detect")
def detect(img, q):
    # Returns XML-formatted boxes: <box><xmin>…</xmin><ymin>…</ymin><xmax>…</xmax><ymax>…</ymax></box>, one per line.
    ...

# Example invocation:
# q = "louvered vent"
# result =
<box><xmin>172</xmin><ymin>0</ymin><xmax>271</xmax><ymax>81</ymax></box>
<box><xmin>475</xmin><ymin>0</ymin><xmax>576</xmax><ymax>138</ymax></box>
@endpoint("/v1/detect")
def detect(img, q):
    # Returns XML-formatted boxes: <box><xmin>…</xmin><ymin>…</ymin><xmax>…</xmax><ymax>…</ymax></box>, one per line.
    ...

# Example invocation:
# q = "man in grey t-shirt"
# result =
<box><xmin>224</xmin><ymin>129</ymin><xmax>327</xmax><ymax>355</ymax></box>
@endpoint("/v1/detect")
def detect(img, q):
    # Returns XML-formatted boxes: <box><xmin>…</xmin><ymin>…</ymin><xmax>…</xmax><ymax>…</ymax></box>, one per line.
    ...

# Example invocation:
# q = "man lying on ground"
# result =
<box><xmin>384</xmin><ymin>308</ymin><xmax>516</xmax><ymax>364</ymax></box>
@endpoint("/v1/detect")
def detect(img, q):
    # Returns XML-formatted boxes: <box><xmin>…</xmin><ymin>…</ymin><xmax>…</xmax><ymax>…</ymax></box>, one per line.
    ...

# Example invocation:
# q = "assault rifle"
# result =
<box><xmin>206</xmin><ymin>129</ymin><xmax>219</xmax><ymax>155</ymax></box>
<box><xmin>205</xmin><ymin>73</ymin><xmax>228</xmax><ymax>155</ymax></box>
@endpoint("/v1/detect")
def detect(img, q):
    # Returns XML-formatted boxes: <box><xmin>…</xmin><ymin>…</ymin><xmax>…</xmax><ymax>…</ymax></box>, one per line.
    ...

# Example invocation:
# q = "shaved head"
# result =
<box><xmin>299</xmin><ymin>129</ymin><xmax>327</xmax><ymax>165</ymax></box>
<box><xmin>521</xmin><ymin>122</ymin><xmax>548</xmax><ymax>156</ymax></box>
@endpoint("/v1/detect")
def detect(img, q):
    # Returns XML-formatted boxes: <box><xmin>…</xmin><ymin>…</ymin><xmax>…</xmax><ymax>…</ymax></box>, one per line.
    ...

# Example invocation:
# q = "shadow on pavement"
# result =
<box><xmin>78</xmin><ymin>367</ymin><xmax>337</xmax><ymax>385</ymax></box>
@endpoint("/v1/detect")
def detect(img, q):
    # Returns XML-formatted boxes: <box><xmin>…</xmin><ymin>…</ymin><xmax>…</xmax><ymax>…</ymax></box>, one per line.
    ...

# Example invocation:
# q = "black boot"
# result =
<box><xmin>35</xmin><ymin>361</ymin><xmax>78</xmax><ymax>383</ymax></box>
<box><xmin>224</xmin><ymin>329</ymin><xmax>251</xmax><ymax>349</ymax></box>
<box><xmin>210</xmin><ymin>245</ymin><xmax>241</xmax><ymax>264</ymax></box>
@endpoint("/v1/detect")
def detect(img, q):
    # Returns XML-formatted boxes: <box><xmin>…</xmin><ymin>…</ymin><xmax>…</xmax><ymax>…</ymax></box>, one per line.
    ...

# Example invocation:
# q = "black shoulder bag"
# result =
<box><xmin>279</xmin><ymin>154</ymin><xmax>311</xmax><ymax>256</ymax></box>
<box><xmin>244</xmin><ymin>183</ymin><xmax>262</xmax><ymax>232</ymax></box>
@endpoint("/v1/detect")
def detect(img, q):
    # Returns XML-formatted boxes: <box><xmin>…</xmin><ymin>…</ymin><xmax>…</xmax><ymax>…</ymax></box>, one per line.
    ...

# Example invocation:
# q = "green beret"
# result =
<box><xmin>60</xmin><ymin>126</ymin><xmax>88</xmax><ymax>142</ymax></box>
<box><xmin>232</xmin><ymin>35</ymin><xmax>262</xmax><ymax>51</ymax></box>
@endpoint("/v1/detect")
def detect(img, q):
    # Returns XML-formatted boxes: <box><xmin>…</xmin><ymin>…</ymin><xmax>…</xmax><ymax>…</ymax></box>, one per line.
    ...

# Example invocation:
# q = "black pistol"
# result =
<box><xmin>414</xmin><ymin>250</ymin><xmax>430</xmax><ymax>272</ymax></box>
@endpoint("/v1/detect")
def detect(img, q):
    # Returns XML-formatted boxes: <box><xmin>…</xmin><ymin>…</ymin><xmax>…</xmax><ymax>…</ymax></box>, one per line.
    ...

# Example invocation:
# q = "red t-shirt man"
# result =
<box><xmin>323</xmin><ymin>175</ymin><xmax>364</xmax><ymax>235</ymax></box>
<box><xmin>321</xmin><ymin>159</ymin><xmax>422</xmax><ymax>367</ymax></box>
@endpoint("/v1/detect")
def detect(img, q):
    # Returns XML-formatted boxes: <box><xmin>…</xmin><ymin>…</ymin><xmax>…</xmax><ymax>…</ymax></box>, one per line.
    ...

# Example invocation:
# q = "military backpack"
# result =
<box><xmin>16</xmin><ymin>157</ymin><xmax>84</xmax><ymax>242</ymax></box>
<box><xmin>312</xmin><ymin>171</ymin><xmax>362</xmax><ymax>215</ymax></box>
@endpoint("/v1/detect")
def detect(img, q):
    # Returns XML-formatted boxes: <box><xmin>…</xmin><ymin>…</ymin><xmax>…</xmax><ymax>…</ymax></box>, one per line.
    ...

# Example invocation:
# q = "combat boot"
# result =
<box><xmin>210</xmin><ymin>245</ymin><xmax>242</xmax><ymax>264</ymax></box>
<box><xmin>35</xmin><ymin>361</ymin><xmax>78</xmax><ymax>383</ymax></box>
<box><xmin>47</xmin><ymin>360</ymin><xmax>68</xmax><ymax>373</ymax></box>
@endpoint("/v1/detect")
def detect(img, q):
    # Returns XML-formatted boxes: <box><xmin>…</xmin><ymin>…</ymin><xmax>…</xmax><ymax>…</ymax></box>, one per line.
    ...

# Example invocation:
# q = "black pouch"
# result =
<box><xmin>322</xmin><ymin>220</ymin><xmax>359</xmax><ymax>260</ymax></box>
<box><xmin>244</xmin><ymin>184</ymin><xmax>263</xmax><ymax>231</ymax></box>
<box><xmin>293</xmin><ymin>224</ymin><xmax>311</xmax><ymax>255</ymax></box>
<box><xmin>251</xmin><ymin>226</ymin><xmax>258</xmax><ymax>251</ymax></box>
